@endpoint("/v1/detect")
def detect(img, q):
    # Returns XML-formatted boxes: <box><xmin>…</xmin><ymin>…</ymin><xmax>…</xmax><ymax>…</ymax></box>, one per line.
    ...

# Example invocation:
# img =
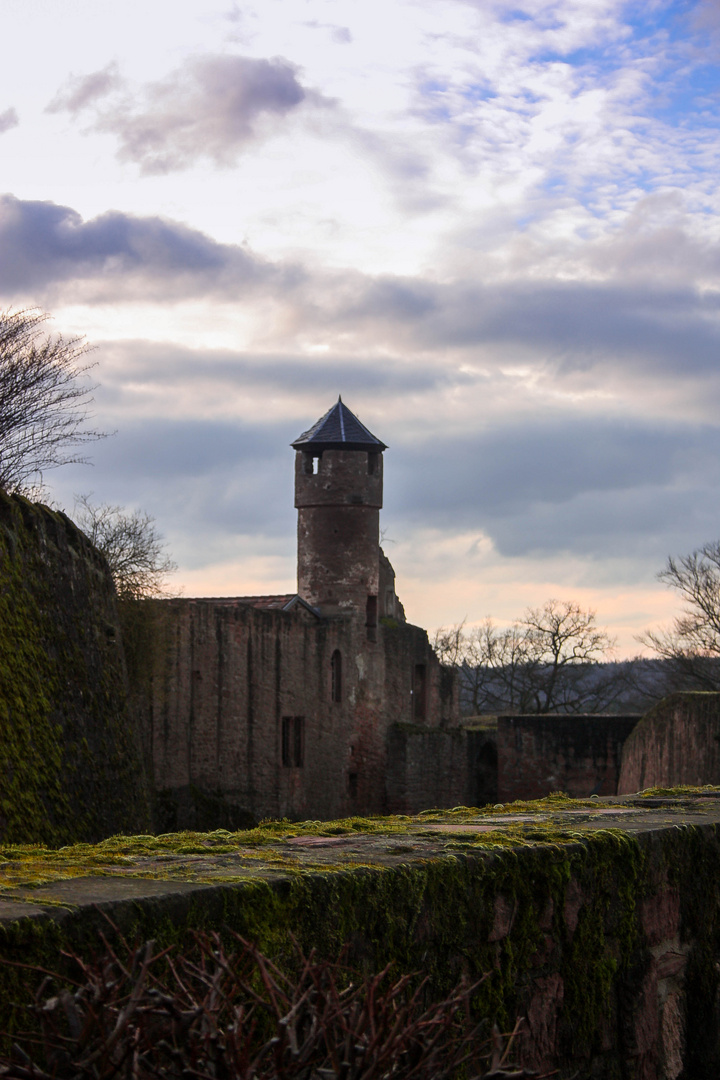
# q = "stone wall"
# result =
<box><xmin>0</xmin><ymin>492</ymin><xmax>150</xmax><ymax>843</ymax></box>
<box><xmin>132</xmin><ymin>597</ymin><xmax>457</xmax><ymax>827</ymax></box>
<box><xmin>618</xmin><ymin>691</ymin><xmax>720</xmax><ymax>794</ymax></box>
<box><xmin>385</xmin><ymin>723</ymin><xmax>497</xmax><ymax>812</ymax></box>
<box><xmin>497</xmin><ymin>714</ymin><xmax>640</xmax><ymax>801</ymax></box>
<box><xmin>3</xmin><ymin>804</ymin><xmax>720</xmax><ymax>1079</ymax></box>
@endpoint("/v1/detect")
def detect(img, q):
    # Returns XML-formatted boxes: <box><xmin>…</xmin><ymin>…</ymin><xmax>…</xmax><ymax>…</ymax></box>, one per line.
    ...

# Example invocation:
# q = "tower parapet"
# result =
<box><xmin>293</xmin><ymin>398</ymin><xmax>387</xmax><ymax>618</ymax></box>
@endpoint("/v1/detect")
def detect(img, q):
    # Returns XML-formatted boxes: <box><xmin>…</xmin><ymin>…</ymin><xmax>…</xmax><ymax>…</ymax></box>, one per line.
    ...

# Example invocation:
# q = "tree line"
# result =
<box><xmin>433</xmin><ymin>553</ymin><xmax>720</xmax><ymax>716</ymax></box>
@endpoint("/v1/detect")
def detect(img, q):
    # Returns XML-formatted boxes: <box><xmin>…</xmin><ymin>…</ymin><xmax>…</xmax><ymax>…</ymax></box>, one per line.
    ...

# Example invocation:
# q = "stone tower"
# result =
<box><xmin>292</xmin><ymin>398</ymin><xmax>387</xmax><ymax>622</ymax></box>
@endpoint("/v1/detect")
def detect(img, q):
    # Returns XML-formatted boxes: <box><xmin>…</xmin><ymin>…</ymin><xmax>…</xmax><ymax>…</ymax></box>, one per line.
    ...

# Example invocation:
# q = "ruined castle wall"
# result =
<box><xmin>618</xmin><ymin>692</ymin><xmax>720</xmax><ymax>794</ymax></box>
<box><xmin>497</xmin><ymin>714</ymin><xmax>640</xmax><ymax>801</ymax></box>
<box><xmin>134</xmin><ymin>600</ymin><xmax>457</xmax><ymax>827</ymax></box>
<box><xmin>385</xmin><ymin>724</ymin><xmax>497</xmax><ymax>813</ymax></box>
<box><xmin>0</xmin><ymin>492</ymin><xmax>150</xmax><ymax>844</ymax></box>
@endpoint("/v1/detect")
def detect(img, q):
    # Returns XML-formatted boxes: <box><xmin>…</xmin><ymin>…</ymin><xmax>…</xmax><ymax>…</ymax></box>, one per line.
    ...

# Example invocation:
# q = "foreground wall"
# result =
<box><xmin>0</xmin><ymin>493</ymin><xmax>150</xmax><ymax>843</ymax></box>
<box><xmin>618</xmin><ymin>691</ymin><xmax>720</xmax><ymax>794</ymax></box>
<box><xmin>497</xmin><ymin>714</ymin><xmax>641</xmax><ymax>801</ymax></box>
<box><xmin>3</xmin><ymin>812</ymin><xmax>720</xmax><ymax>1079</ymax></box>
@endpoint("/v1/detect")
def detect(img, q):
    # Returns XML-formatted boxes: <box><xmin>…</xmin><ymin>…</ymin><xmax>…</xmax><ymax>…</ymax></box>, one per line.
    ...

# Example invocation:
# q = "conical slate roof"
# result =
<box><xmin>292</xmin><ymin>397</ymin><xmax>387</xmax><ymax>452</ymax></box>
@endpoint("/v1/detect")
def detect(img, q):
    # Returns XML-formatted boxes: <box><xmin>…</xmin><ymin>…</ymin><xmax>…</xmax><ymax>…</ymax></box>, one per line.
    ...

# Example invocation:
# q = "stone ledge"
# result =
<box><xmin>2</xmin><ymin>791</ymin><xmax>720</xmax><ymax>1080</ymax></box>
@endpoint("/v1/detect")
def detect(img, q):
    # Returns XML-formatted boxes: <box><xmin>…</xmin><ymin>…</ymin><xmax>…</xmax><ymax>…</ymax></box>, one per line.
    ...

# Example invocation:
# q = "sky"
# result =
<box><xmin>2</xmin><ymin>0</ymin><xmax>720</xmax><ymax>656</ymax></box>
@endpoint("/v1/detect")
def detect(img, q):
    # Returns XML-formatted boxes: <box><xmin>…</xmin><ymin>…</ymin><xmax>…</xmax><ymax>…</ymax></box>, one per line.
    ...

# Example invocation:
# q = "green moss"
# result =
<box><xmin>4</xmin><ymin>818</ymin><xmax>720</xmax><ymax>1078</ymax></box>
<box><xmin>637</xmin><ymin>784</ymin><xmax>720</xmax><ymax>797</ymax></box>
<box><xmin>0</xmin><ymin>493</ymin><xmax>150</xmax><ymax>846</ymax></box>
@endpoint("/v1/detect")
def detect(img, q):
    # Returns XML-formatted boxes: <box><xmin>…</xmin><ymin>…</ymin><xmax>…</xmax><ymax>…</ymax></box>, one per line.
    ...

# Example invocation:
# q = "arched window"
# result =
<box><xmin>331</xmin><ymin>649</ymin><xmax>342</xmax><ymax>703</ymax></box>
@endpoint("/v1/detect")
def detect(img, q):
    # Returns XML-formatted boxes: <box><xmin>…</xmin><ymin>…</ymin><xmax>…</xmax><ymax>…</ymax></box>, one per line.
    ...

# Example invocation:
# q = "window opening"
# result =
<box><xmin>413</xmin><ymin>664</ymin><xmax>427</xmax><ymax>721</ymax></box>
<box><xmin>366</xmin><ymin>595</ymin><xmax>378</xmax><ymax>643</ymax></box>
<box><xmin>368</xmin><ymin>452</ymin><xmax>379</xmax><ymax>475</ymax></box>
<box><xmin>348</xmin><ymin>772</ymin><xmax>358</xmax><ymax>798</ymax></box>
<box><xmin>331</xmin><ymin>650</ymin><xmax>342</xmax><ymax>703</ymax></box>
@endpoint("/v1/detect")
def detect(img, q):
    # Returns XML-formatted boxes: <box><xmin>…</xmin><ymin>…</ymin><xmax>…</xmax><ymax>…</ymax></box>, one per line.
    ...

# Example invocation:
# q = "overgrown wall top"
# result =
<box><xmin>0</xmin><ymin>492</ymin><xmax>151</xmax><ymax>843</ymax></box>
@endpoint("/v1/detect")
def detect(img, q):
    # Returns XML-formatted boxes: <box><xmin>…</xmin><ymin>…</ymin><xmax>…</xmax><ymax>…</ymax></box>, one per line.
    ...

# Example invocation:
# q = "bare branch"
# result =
<box><xmin>639</xmin><ymin>542</ymin><xmax>720</xmax><ymax>691</ymax></box>
<box><xmin>433</xmin><ymin>602</ymin><xmax>616</xmax><ymax>715</ymax></box>
<box><xmin>0</xmin><ymin>307</ymin><xmax>106</xmax><ymax>493</ymax></box>
<box><xmin>73</xmin><ymin>495</ymin><xmax>177</xmax><ymax>599</ymax></box>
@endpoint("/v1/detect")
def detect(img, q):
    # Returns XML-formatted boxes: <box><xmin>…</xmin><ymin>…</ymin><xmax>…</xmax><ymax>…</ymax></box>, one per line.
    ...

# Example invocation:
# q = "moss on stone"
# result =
<box><xmin>0</xmin><ymin>492</ymin><xmax>151</xmax><ymax>845</ymax></box>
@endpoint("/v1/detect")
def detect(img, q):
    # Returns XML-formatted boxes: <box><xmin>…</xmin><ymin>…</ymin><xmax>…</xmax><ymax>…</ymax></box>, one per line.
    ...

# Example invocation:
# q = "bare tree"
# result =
<box><xmin>434</xmin><ymin>600</ymin><xmax>618</xmax><ymax>715</ymax></box>
<box><xmin>74</xmin><ymin>495</ymin><xmax>177</xmax><ymax>599</ymax></box>
<box><xmin>0</xmin><ymin>308</ymin><xmax>104</xmax><ymax>494</ymax></box>
<box><xmin>639</xmin><ymin>542</ymin><xmax>720</xmax><ymax>691</ymax></box>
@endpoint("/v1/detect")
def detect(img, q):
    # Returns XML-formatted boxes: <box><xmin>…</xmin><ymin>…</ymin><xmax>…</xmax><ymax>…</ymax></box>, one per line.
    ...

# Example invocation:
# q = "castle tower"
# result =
<box><xmin>292</xmin><ymin>398</ymin><xmax>387</xmax><ymax>621</ymax></box>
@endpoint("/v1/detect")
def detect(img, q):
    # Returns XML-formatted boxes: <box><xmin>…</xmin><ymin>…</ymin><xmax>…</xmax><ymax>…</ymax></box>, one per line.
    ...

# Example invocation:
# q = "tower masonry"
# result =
<box><xmin>293</xmin><ymin>398</ymin><xmax>387</xmax><ymax>621</ymax></box>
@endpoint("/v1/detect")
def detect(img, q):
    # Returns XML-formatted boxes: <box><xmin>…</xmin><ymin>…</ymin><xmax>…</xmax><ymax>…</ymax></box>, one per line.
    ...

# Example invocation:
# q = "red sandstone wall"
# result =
<box><xmin>295</xmin><ymin>449</ymin><xmax>382</xmax><ymax>611</ymax></box>
<box><xmin>138</xmin><ymin>599</ymin><xmax>457</xmax><ymax>826</ymax></box>
<box><xmin>497</xmin><ymin>714</ymin><xmax>640</xmax><ymax>801</ymax></box>
<box><xmin>385</xmin><ymin>724</ymin><xmax>496</xmax><ymax>813</ymax></box>
<box><xmin>617</xmin><ymin>692</ymin><xmax>720</xmax><ymax>794</ymax></box>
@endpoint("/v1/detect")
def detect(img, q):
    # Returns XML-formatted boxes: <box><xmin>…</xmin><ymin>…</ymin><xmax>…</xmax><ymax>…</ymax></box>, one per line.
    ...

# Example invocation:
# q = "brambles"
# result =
<box><xmin>0</xmin><ymin>929</ymin><xmax>541</xmax><ymax>1079</ymax></box>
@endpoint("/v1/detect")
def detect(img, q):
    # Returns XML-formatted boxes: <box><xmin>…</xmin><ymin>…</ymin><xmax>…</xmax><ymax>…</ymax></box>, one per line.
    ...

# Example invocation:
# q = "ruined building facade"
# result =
<box><xmin>138</xmin><ymin>400</ymin><xmax>472</xmax><ymax>828</ymax></box>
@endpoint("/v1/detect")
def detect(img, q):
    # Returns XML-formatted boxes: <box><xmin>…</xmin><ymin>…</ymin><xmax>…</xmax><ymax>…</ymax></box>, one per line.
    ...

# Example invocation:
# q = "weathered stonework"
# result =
<box><xmin>3</xmin><ymin>794</ymin><xmax>720</xmax><ymax>1079</ymax></box>
<box><xmin>131</xmin><ymin>401</ymin><xmax>461</xmax><ymax>826</ymax></box>
<box><xmin>136</xmin><ymin>594</ymin><xmax>457</xmax><ymax>827</ymax></box>
<box><xmin>0</xmin><ymin>492</ymin><xmax>151</xmax><ymax>844</ymax></box>
<box><xmin>497</xmin><ymin>713</ymin><xmax>641</xmax><ymax>801</ymax></box>
<box><xmin>618</xmin><ymin>691</ymin><xmax>720</xmax><ymax>794</ymax></box>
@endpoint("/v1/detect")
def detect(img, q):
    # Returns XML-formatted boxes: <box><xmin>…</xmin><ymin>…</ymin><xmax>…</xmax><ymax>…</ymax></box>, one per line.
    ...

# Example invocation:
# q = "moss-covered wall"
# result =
<box><xmin>2</xmin><ymin>816</ymin><xmax>720</xmax><ymax>1078</ymax></box>
<box><xmin>0</xmin><ymin>492</ymin><xmax>151</xmax><ymax>843</ymax></box>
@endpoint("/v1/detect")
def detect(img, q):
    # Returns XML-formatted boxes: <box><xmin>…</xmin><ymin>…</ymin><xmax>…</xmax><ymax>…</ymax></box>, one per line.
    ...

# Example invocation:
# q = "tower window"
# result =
<box><xmin>366</xmin><ymin>595</ymin><xmax>378</xmax><ymax>642</ymax></box>
<box><xmin>331</xmin><ymin>650</ymin><xmax>342</xmax><ymax>703</ymax></box>
<box><xmin>282</xmin><ymin>716</ymin><xmax>305</xmax><ymax>767</ymax></box>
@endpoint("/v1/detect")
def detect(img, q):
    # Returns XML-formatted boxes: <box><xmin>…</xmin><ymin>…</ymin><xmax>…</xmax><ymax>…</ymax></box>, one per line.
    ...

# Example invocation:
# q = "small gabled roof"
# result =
<box><xmin>292</xmin><ymin>397</ymin><xmax>387</xmax><ymax>453</ymax></box>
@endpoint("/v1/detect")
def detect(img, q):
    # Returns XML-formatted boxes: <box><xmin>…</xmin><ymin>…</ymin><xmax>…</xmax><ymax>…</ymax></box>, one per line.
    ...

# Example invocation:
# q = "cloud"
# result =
<box><xmin>0</xmin><ymin>195</ymin><xmax>294</xmax><ymax>301</ymax></box>
<box><xmin>92</xmin><ymin>339</ymin><xmax>451</xmax><ymax>412</ymax></box>
<box><xmin>386</xmin><ymin>416</ymin><xmax>720</xmax><ymax>562</ymax></box>
<box><xmin>50</xmin><ymin>54</ymin><xmax>326</xmax><ymax>174</ymax></box>
<box><xmin>313</xmin><ymin>267</ymin><xmax>720</xmax><ymax>384</ymax></box>
<box><xmin>0</xmin><ymin>108</ymin><xmax>18</xmax><ymax>134</ymax></box>
<box><xmin>3</xmin><ymin>193</ymin><xmax>720</xmax><ymax>399</ymax></box>
<box><xmin>56</xmin><ymin>416</ymin><xmax>298</xmax><ymax>552</ymax></box>
<box><xmin>46</xmin><ymin>63</ymin><xmax>122</xmax><ymax>115</ymax></box>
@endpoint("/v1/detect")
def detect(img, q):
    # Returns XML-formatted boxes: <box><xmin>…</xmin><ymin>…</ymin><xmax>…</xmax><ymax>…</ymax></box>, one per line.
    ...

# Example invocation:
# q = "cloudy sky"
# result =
<box><xmin>3</xmin><ymin>0</ymin><xmax>720</xmax><ymax>654</ymax></box>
